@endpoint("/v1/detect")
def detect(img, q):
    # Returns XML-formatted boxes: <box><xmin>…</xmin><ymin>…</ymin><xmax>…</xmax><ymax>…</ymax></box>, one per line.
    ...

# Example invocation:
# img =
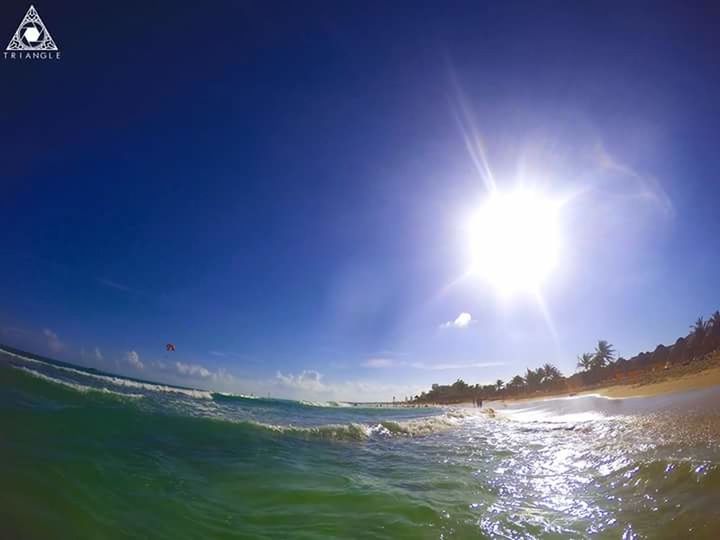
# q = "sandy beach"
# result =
<box><xmin>586</xmin><ymin>364</ymin><xmax>720</xmax><ymax>398</ymax></box>
<box><xmin>494</xmin><ymin>355</ymin><xmax>720</xmax><ymax>405</ymax></box>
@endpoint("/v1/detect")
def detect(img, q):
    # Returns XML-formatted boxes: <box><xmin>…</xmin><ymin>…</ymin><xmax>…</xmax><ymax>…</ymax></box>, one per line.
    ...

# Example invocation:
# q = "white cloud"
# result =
<box><xmin>209</xmin><ymin>350</ymin><xmax>226</xmax><ymax>357</ymax></box>
<box><xmin>152</xmin><ymin>360</ymin><xmax>235</xmax><ymax>388</ymax></box>
<box><xmin>441</xmin><ymin>312</ymin><xmax>474</xmax><ymax>329</ymax></box>
<box><xmin>112</xmin><ymin>361</ymin><xmax>420</xmax><ymax>402</ymax></box>
<box><xmin>81</xmin><ymin>346</ymin><xmax>104</xmax><ymax>364</ymax></box>
<box><xmin>175</xmin><ymin>361</ymin><xmax>211</xmax><ymax>378</ymax></box>
<box><xmin>362</xmin><ymin>357</ymin><xmax>394</xmax><ymax>368</ymax></box>
<box><xmin>271</xmin><ymin>370</ymin><xmax>423</xmax><ymax>402</ymax></box>
<box><xmin>212</xmin><ymin>367</ymin><xmax>235</xmax><ymax>385</ymax></box>
<box><xmin>125</xmin><ymin>350</ymin><xmax>144</xmax><ymax>370</ymax></box>
<box><xmin>43</xmin><ymin>328</ymin><xmax>64</xmax><ymax>353</ymax></box>
<box><xmin>97</xmin><ymin>278</ymin><xmax>135</xmax><ymax>293</ymax></box>
<box><xmin>276</xmin><ymin>370</ymin><xmax>325</xmax><ymax>392</ymax></box>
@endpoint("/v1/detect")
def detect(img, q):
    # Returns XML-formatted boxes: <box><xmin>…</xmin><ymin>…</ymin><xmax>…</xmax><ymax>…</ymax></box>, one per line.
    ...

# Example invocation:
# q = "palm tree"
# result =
<box><xmin>577</xmin><ymin>352</ymin><xmax>594</xmax><ymax>372</ymax></box>
<box><xmin>509</xmin><ymin>375</ymin><xmax>525</xmax><ymax>390</ymax></box>
<box><xmin>709</xmin><ymin>311</ymin><xmax>720</xmax><ymax>338</ymax></box>
<box><xmin>525</xmin><ymin>368</ymin><xmax>543</xmax><ymax>390</ymax></box>
<box><xmin>537</xmin><ymin>364</ymin><xmax>547</xmax><ymax>378</ymax></box>
<box><xmin>541</xmin><ymin>363</ymin><xmax>562</xmax><ymax>384</ymax></box>
<box><xmin>690</xmin><ymin>316</ymin><xmax>707</xmax><ymax>338</ymax></box>
<box><xmin>452</xmin><ymin>379</ymin><xmax>469</xmax><ymax>391</ymax></box>
<box><xmin>593</xmin><ymin>340</ymin><xmax>615</xmax><ymax>369</ymax></box>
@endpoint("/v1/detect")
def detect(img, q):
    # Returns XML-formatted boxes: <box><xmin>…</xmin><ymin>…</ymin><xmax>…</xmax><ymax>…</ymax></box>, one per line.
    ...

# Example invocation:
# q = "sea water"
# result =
<box><xmin>2</xmin><ymin>349</ymin><xmax>719</xmax><ymax>539</ymax></box>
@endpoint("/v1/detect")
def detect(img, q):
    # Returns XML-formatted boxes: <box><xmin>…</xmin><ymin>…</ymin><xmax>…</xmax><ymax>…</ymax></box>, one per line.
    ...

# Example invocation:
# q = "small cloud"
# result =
<box><xmin>209</xmin><ymin>350</ymin><xmax>226</xmax><ymax>357</ymax></box>
<box><xmin>94</xmin><ymin>347</ymin><xmax>103</xmax><ymax>362</ymax></box>
<box><xmin>43</xmin><ymin>328</ymin><xmax>64</xmax><ymax>353</ymax></box>
<box><xmin>98</xmin><ymin>278</ymin><xmax>134</xmax><ymax>293</ymax></box>
<box><xmin>269</xmin><ymin>370</ymin><xmax>423</xmax><ymax>402</ymax></box>
<box><xmin>171</xmin><ymin>361</ymin><xmax>234</xmax><ymax>385</ymax></box>
<box><xmin>276</xmin><ymin>370</ymin><xmax>324</xmax><ymax>392</ymax></box>
<box><xmin>362</xmin><ymin>357</ymin><xmax>394</xmax><ymax>368</ymax></box>
<box><xmin>126</xmin><ymin>350</ymin><xmax>144</xmax><ymax>370</ymax></box>
<box><xmin>212</xmin><ymin>367</ymin><xmax>235</xmax><ymax>385</ymax></box>
<box><xmin>175</xmin><ymin>361</ymin><xmax>211</xmax><ymax>378</ymax></box>
<box><xmin>440</xmin><ymin>312</ymin><xmax>474</xmax><ymax>329</ymax></box>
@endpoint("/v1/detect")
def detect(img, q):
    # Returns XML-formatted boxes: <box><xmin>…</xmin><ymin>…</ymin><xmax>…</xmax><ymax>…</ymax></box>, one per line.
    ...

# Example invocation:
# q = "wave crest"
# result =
<box><xmin>12</xmin><ymin>365</ymin><xmax>144</xmax><ymax>400</ymax></box>
<box><xmin>2</xmin><ymin>349</ymin><xmax>212</xmax><ymax>399</ymax></box>
<box><xmin>246</xmin><ymin>412</ymin><xmax>462</xmax><ymax>441</ymax></box>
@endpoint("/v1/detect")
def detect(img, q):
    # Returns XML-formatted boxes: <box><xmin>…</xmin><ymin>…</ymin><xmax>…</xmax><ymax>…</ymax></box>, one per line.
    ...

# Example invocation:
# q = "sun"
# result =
<box><xmin>467</xmin><ymin>189</ymin><xmax>561</xmax><ymax>294</ymax></box>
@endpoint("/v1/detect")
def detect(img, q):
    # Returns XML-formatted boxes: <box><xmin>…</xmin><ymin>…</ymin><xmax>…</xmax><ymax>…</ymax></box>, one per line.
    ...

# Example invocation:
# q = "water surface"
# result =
<box><xmin>2</xmin><ymin>349</ymin><xmax>719</xmax><ymax>538</ymax></box>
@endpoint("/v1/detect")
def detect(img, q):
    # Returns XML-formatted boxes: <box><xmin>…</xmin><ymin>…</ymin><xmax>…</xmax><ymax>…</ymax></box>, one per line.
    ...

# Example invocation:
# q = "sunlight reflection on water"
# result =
<box><xmin>444</xmin><ymin>390</ymin><xmax>720</xmax><ymax>537</ymax></box>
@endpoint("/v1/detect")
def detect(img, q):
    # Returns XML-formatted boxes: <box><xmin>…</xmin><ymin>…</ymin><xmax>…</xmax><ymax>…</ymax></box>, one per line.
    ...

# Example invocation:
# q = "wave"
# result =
<box><xmin>10</xmin><ymin>362</ymin><xmax>461</xmax><ymax>440</ymax></box>
<box><xmin>212</xmin><ymin>391</ymin><xmax>259</xmax><ymax>400</ymax></box>
<box><xmin>298</xmin><ymin>400</ymin><xmax>353</xmax><ymax>408</ymax></box>
<box><xmin>1</xmin><ymin>348</ymin><xmax>213</xmax><ymax>400</ymax></box>
<box><xmin>211</xmin><ymin>393</ymin><xmax>354</xmax><ymax>409</ymax></box>
<box><xmin>3</xmin><ymin>348</ymin><xmax>464</xmax><ymax>441</ymax></box>
<box><xmin>490</xmin><ymin>386</ymin><xmax>720</xmax><ymax>423</ymax></box>
<box><xmin>73</xmin><ymin>372</ymin><xmax>214</xmax><ymax>400</ymax></box>
<box><xmin>12</xmin><ymin>365</ymin><xmax>144</xmax><ymax>400</ymax></box>
<box><xmin>242</xmin><ymin>412</ymin><xmax>464</xmax><ymax>441</ymax></box>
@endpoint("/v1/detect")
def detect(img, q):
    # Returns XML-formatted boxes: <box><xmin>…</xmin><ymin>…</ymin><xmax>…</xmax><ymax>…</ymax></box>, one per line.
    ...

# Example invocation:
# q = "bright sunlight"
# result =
<box><xmin>467</xmin><ymin>189</ymin><xmax>562</xmax><ymax>294</ymax></box>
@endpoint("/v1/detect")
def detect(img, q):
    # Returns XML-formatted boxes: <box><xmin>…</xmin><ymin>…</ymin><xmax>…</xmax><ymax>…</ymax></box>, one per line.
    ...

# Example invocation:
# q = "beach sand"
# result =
<box><xmin>497</xmin><ymin>356</ymin><xmax>720</xmax><ymax>405</ymax></box>
<box><xmin>586</xmin><ymin>364</ymin><xmax>720</xmax><ymax>398</ymax></box>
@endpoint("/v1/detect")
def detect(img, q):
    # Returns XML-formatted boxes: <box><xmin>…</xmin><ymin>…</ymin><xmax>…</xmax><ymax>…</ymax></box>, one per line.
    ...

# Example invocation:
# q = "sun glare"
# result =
<box><xmin>467</xmin><ymin>190</ymin><xmax>561</xmax><ymax>294</ymax></box>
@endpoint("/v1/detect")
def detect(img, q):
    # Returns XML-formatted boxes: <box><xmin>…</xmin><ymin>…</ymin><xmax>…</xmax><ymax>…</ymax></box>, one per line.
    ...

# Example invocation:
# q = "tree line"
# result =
<box><xmin>411</xmin><ymin>311</ymin><xmax>720</xmax><ymax>404</ymax></box>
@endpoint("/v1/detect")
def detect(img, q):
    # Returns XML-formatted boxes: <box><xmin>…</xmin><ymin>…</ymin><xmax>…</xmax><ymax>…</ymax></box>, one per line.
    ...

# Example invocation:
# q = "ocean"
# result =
<box><xmin>2</xmin><ymin>348</ymin><xmax>720</xmax><ymax>539</ymax></box>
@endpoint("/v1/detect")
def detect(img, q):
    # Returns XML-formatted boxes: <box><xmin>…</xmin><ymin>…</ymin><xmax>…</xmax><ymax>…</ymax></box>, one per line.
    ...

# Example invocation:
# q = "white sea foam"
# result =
<box><xmin>12</xmin><ymin>365</ymin><xmax>143</xmax><ymax>399</ymax></box>
<box><xmin>213</xmin><ymin>391</ymin><xmax>259</xmax><ymax>399</ymax></box>
<box><xmin>243</xmin><ymin>411</ymin><xmax>463</xmax><ymax>441</ymax></box>
<box><xmin>498</xmin><ymin>407</ymin><xmax>606</xmax><ymax>423</ymax></box>
<box><xmin>73</xmin><ymin>373</ymin><xmax>214</xmax><ymax>400</ymax></box>
<box><xmin>298</xmin><ymin>400</ymin><xmax>353</xmax><ymax>408</ymax></box>
<box><xmin>1</xmin><ymin>348</ymin><xmax>212</xmax><ymax>400</ymax></box>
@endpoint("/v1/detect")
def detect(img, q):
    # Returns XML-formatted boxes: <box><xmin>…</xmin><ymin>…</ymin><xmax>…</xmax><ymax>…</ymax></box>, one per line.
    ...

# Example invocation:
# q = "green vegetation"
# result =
<box><xmin>412</xmin><ymin>311</ymin><xmax>720</xmax><ymax>404</ymax></box>
<box><xmin>413</xmin><ymin>363</ymin><xmax>563</xmax><ymax>404</ymax></box>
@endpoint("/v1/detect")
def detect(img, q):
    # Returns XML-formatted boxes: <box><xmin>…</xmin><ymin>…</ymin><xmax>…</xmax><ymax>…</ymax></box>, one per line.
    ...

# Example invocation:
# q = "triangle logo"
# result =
<box><xmin>6</xmin><ymin>5</ymin><xmax>58</xmax><ymax>52</ymax></box>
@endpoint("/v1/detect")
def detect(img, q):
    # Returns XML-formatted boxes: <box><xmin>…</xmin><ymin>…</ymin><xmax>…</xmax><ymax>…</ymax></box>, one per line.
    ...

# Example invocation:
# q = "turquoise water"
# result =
<box><xmin>2</xmin><ymin>349</ymin><xmax>720</xmax><ymax>539</ymax></box>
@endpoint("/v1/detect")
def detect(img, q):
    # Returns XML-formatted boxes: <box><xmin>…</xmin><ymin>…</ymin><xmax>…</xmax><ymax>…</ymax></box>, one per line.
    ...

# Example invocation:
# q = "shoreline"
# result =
<box><xmin>500</xmin><ymin>362</ymin><xmax>720</xmax><ymax>404</ymax></box>
<box><xmin>579</xmin><ymin>364</ymin><xmax>720</xmax><ymax>399</ymax></box>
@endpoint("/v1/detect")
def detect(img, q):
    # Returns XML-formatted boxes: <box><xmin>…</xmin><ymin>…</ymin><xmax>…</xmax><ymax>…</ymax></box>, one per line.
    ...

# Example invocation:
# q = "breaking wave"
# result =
<box><xmin>1</xmin><ymin>348</ymin><xmax>213</xmax><ymax>400</ymax></box>
<box><xmin>3</xmin><ymin>350</ymin><xmax>458</xmax><ymax>442</ymax></box>
<box><xmin>12</xmin><ymin>365</ymin><xmax>144</xmax><ymax>400</ymax></box>
<box><xmin>244</xmin><ymin>413</ymin><xmax>464</xmax><ymax>441</ymax></box>
<box><xmin>298</xmin><ymin>400</ymin><xmax>353</xmax><ymax>408</ymax></box>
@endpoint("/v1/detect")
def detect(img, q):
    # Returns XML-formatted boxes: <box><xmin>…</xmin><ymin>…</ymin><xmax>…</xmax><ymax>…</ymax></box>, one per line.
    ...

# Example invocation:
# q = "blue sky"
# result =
<box><xmin>2</xmin><ymin>1</ymin><xmax>720</xmax><ymax>400</ymax></box>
